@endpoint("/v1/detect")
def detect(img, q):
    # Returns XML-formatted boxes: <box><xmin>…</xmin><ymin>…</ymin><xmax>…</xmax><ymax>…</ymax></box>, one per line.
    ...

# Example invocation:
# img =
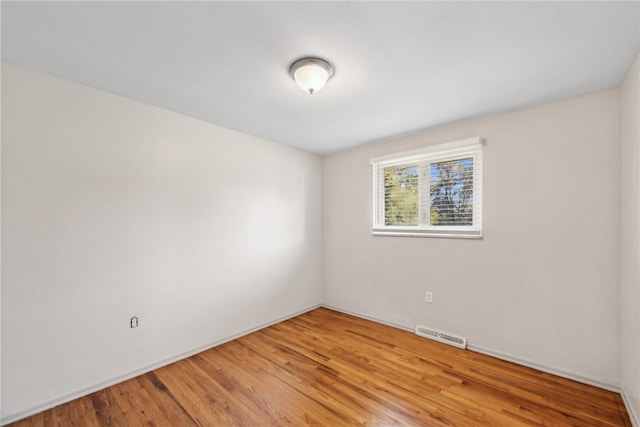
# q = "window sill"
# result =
<box><xmin>372</xmin><ymin>228</ymin><xmax>482</xmax><ymax>239</ymax></box>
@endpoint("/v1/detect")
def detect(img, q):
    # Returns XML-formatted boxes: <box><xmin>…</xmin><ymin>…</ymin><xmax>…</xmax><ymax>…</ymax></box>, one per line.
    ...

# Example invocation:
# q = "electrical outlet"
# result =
<box><xmin>130</xmin><ymin>316</ymin><xmax>139</xmax><ymax>328</ymax></box>
<box><xmin>425</xmin><ymin>291</ymin><xmax>433</xmax><ymax>303</ymax></box>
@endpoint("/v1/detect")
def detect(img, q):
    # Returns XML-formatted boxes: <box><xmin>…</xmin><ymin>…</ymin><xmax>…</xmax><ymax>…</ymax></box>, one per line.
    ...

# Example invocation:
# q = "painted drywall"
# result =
<box><xmin>1</xmin><ymin>63</ymin><xmax>322</xmax><ymax>420</ymax></box>
<box><xmin>621</xmin><ymin>53</ymin><xmax>640</xmax><ymax>425</ymax></box>
<box><xmin>322</xmin><ymin>89</ymin><xmax>621</xmax><ymax>387</ymax></box>
<box><xmin>0</xmin><ymin>60</ymin><xmax>3</xmax><ymax>421</ymax></box>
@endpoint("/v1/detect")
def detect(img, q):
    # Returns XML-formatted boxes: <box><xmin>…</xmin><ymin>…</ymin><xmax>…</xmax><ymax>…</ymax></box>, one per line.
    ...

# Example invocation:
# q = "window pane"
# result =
<box><xmin>430</xmin><ymin>158</ymin><xmax>473</xmax><ymax>226</ymax></box>
<box><xmin>384</xmin><ymin>165</ymin><xmax>418</xmax><ymax>226</ymax></box>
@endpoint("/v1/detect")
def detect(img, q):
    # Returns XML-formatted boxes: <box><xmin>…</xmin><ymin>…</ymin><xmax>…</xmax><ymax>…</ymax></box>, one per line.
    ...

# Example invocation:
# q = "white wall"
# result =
<box><xmin>1</xmin><ymin>58</ymin><xmax>634</xmax><ymax>423</ymax></box>
<box><xmin>621</xmin><ymin>53</ymin><xmax>640</xmax><ymax>425</ymax></box>
<box><xmin>323</xmin><ymin>89</ymin><xmax>622</xmax><ymax>388</ymax></box>
<box><xmin>1</xmin><ymin>63</ymin><xmax>322</xmax><ymax>421</ymax></box>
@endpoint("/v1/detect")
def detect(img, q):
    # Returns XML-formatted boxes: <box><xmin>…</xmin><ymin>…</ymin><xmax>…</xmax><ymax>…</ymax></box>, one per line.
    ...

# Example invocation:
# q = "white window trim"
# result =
<box><xmin>371</xmin><ymin>137</ymin><xmax>484</xmax><ymax>239</ymax></box>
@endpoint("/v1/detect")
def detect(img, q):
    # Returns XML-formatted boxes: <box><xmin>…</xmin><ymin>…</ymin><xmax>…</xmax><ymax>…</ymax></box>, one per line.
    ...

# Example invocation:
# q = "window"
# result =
<box><xmin>371</xmin><ymin>137</ymin><xmax>483</xmax><ymax>238</ymax></box>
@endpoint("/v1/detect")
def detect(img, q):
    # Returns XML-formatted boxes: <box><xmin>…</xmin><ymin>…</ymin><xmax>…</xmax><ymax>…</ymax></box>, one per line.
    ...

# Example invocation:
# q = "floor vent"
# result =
<box><xmin>415</xmin><ymin>325</ymin><xmax>467</xmax><ymax>350</ymax></box>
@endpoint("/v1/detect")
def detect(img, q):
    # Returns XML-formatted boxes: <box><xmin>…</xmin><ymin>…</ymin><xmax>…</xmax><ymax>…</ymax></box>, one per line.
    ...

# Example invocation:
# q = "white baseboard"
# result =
<box><xmin>467</xmin><ymin>343</ymin><xmax>620</xmax><ymax>393</ymax></box>
<box><xmin>323</xmin><ymin>304</ymin><xmax>622</xmax><ymax>393</ymax></box>
<box><xmin>622</xmin><ymin>388</ymin><xmax>639</xmax><ymax>427</ymax></box>
<box><xmin>3</xmin><ymin>303</ymin><xmax>630</xmax><ymax>425</ymax></box>
<box><xmin>0</xmin><ymin>304</ymin><xmax>321</xmax><ymax>426</ymax></box>
<box><xmin>322</xmin><ymin>303</ymin><xmax>415</xmax><ymax>333</ymax></box>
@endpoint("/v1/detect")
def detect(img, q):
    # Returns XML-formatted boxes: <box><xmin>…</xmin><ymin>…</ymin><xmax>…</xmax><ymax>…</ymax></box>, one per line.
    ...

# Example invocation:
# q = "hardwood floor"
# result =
<box><xmin>9</xmin><ymin>307</ymin><xmax>631</xmax><ymax>426</ymax></box>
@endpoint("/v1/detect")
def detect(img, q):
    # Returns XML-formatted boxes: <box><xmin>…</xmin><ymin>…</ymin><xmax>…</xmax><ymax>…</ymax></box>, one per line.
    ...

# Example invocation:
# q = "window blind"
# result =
<box><xmin>371</xmin><ymin>137</ymin><xmax>484</xmax><ymax>238</ymax></box>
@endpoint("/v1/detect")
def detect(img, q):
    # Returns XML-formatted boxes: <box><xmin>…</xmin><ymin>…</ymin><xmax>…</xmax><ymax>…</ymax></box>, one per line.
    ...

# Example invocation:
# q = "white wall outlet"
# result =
<box><xmin>425</xmin><ymin>291</ymin><xmax>433</xmax><ymax>303</ymax></box>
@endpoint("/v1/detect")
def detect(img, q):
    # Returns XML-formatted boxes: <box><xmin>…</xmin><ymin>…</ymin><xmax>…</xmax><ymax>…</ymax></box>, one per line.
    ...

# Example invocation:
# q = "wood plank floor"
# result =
<box><xmin>9</xmin><ymin>307</ymin><xmax>631</xmax><ymax>426</ymax></box>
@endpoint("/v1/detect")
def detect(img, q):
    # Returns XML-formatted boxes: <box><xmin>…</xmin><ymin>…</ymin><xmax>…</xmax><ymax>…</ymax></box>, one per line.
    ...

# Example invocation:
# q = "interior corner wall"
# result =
<box><xmin>0</xmin><ymin>63</ymin><xmax>322</xmax><ymax>421</ymax></box>
<box><xmin>621</xmin><ymin>53</ymin><xmax>640</xmax><ymax>425</ymax></box>
<box><xmin>322</xmin><ymin>89</ymin><xmax>622</xmax><ymax>387</ymax></box>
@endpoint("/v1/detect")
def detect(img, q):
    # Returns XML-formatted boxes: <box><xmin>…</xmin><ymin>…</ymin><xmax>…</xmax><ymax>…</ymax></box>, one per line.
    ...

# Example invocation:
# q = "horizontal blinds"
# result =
<box><xmin>383</xmin><ymin>164</ymin><xmax>419</xmax><ymax>226</ymax></box>
<box><xmin>371</xmin><ymin>138</ymin><xmax>483</xmax><ymax>234</ymax></box>
<box><xmin>425</xmin><ymin>156</ymin><xmax>476</xmax><ymax>227</ymax></box>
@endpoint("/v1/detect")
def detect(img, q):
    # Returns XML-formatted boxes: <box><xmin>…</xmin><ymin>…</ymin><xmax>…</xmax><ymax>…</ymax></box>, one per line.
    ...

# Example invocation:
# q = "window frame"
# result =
<box><xmin>371</xmin><ymin>137</ymin><xmax>484</xmax><ymax>239</ymax></box>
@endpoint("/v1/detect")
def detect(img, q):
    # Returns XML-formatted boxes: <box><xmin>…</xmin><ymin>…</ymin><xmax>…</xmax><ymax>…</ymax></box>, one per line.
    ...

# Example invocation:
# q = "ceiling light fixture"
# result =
<box><xmin>289</xmin><ymin>57</ymin><xmax>334</xmax><ymax>95</ymax></box>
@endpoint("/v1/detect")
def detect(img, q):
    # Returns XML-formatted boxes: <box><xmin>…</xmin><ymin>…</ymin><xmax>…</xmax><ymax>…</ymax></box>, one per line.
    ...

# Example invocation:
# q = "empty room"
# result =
<box><xmin>1</xmin><ymin>1</ymin><xmax>639</xmax><ymax>426</ymax></box>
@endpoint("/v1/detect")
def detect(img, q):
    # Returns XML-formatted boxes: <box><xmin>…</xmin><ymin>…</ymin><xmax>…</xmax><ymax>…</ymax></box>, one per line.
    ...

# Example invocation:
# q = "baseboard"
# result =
<box><xmin>3</xmin><ymin>303</ymin><xmax>628</xmax><ymax>425</ymax></box>
<box><xmin>323</xmin><ymin>304</ymin><xmax>622</xmax><ymax>393</ymax></box>
<box><xmin>467</xmin><ymin>343</ymin><xmax>620</xmax><ymax>393</ymax></box>
<box><xmin>322</xmin><ymin>303</ymin><xmax>415</xmax><ymax>333</ymax></box>
<box><xmin>0</xmin><ymin>303</ymin><xmax>321</xmax><ymax>426</ymax></box>
<box><xmin>622</xmin><ymin>388</ymin><xmax>639</xmax><ymax>427</ymax></box>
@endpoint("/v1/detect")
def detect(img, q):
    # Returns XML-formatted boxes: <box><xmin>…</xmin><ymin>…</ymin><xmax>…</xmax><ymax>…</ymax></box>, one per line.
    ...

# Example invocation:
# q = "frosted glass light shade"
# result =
<box><xmin>289</xmin><ymin>58</ymin><xmax>334</xmax><ymax>95</ymax></box>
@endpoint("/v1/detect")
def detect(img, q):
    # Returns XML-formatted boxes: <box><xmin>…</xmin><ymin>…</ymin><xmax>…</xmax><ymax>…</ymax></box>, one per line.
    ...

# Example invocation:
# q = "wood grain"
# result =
<box><xmin>8</xmin><ymin>308</ymin><xmax>632</xmax><ymax>426</ymax></box>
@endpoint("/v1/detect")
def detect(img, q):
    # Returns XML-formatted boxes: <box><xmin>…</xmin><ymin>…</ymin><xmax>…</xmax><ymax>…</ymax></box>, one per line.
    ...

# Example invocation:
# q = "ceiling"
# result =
<box><xmin>2</xmin><ymin>2</ymin><xmax>639</xmax><ymax>154</ymax></box>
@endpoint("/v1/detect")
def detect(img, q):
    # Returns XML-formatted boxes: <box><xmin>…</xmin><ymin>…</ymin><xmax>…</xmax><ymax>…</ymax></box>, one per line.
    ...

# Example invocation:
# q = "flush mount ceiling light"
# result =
<box><xmin>289</xmin><ymin>57</ymin><xmax>335</xmax><ymax>95</ymax></box>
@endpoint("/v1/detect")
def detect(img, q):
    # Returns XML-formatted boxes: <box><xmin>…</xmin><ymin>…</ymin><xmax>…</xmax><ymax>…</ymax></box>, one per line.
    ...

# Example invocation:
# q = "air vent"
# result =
<box><xmin>415</xmin><ymin>325</ymin><xmax>467</xmax><ymax>349</ymax></box>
